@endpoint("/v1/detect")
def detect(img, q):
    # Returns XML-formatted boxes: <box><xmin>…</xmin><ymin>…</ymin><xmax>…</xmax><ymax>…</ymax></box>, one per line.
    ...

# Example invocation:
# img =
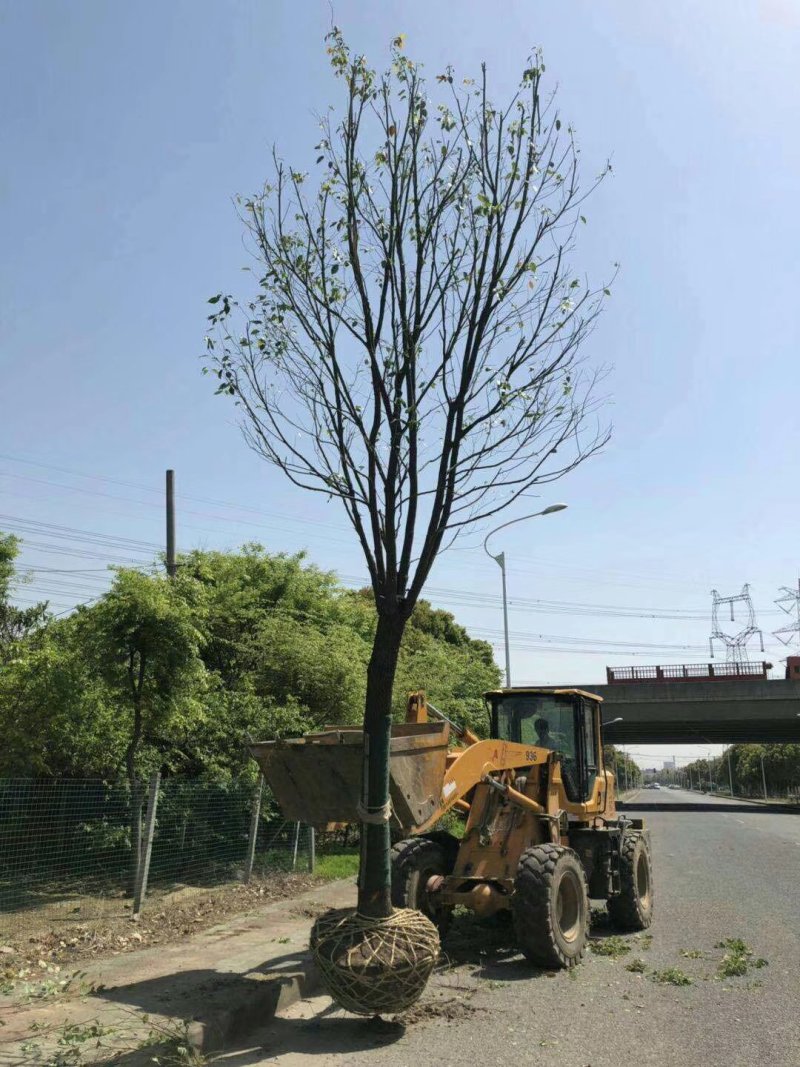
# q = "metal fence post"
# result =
<box><xmin>243</xmin><ymin>775</ymin><xmax>263</xmax><ymax>884</ymax></box>
<box><xmin>291</xmin><ymin>821</ymin><xmax>301</xmax><ymax>870</ymax></box>
<box><xmin>308</xmin><ymin>826</ymin><xmax>316</xmax><ymax>874</ymax></box>
<box><xmin>133</xmin><ymin>772</ymin><xmax>161</xmax><ymax>917</ymax></box>
<box><xmin>761</xmin><ymin>754</ymin><xmax>768</xmax><ymax>801</ymax></box>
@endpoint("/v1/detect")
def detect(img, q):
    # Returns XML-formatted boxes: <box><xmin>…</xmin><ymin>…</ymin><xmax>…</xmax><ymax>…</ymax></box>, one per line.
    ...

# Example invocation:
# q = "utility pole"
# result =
<box><xmin>166</xmin><ymin>469</ymin><xmax>177</xmax><ymax>578</ymax></box>
<box><xmin>727</xmin><ymin>749</ymin><xmax>735</xmax><ymax>796</ymax></box>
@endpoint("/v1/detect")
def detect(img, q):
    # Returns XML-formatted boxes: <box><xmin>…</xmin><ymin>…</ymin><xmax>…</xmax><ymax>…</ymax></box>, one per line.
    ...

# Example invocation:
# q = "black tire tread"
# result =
<box><xmin>608</xmin><ymin>832</ymin><xmax>654</xmax><ymax>931</ymax></box>
<box><xmin>512</xmin><ymin>842</ymin><xmax>589</xmax><ymax>969</ymax></box>
<box><xmin>390</xmin><ymin>836</ymin><xmax>453</xmax><ymax>932</ymax></box>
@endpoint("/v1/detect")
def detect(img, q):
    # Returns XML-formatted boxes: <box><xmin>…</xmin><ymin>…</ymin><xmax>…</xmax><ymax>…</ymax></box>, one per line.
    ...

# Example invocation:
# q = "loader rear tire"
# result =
<box><xmin>391</xmin><ymin>837</ymin><xmax>453</xmax><ymax>935</ymax></box>
<box><xmin>608</xmin><ymin>832</ymin><xmax>653</xmax><ymax>931</ymax></box>
<box><xmin>512</xmin><ymin>843</ymin><xmax>588</xmax><ymax>969</ymax></box>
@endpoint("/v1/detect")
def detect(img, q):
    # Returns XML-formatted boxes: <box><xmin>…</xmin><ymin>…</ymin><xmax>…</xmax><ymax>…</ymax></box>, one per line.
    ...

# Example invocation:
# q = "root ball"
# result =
<box><xmin>310</xmin><ymin>906</ymin><xmax>440</xmax><ymax>1016</ymax></box>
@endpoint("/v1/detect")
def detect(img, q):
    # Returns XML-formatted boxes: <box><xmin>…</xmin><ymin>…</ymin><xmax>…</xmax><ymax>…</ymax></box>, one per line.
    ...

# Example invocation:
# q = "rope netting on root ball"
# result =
<box><xmin>310</xmin><ymin>906</ymin><xmax>440</xmax><ymax>1016</ymax></box>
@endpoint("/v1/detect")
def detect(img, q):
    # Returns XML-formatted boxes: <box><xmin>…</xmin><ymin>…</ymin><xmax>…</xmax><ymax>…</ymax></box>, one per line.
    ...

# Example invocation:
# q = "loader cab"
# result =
<box><xmin>487</xmin><ymin>688</ymin><xmax>602</xmax><ymax>804</ymax></box>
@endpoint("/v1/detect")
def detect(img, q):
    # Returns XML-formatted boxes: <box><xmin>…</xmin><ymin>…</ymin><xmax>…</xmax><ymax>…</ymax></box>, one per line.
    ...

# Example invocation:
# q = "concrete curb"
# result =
<box><xmin>684</xmin><ymin>789</ymin><xmax>799</xmax><ymax>812</ymax></box>
<box><xmin>186</xmin><ymin>958</ymin><xmax>322</xmax><ymax>1054</ymax></box>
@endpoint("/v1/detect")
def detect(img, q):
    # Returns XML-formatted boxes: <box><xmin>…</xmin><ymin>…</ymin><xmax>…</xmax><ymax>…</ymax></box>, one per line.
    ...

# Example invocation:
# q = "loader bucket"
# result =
<box><xmin>250</xmin><ymin>721</ymin><xmax>450</xmax><ymax>832</ymax></box>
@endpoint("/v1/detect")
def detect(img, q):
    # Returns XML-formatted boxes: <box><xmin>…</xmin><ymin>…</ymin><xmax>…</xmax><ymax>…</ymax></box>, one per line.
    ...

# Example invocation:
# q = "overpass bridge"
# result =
<box><xmin>570</xmin><ymin>661</ymin><xmax>800</xmax><ymax>744</ymax></box>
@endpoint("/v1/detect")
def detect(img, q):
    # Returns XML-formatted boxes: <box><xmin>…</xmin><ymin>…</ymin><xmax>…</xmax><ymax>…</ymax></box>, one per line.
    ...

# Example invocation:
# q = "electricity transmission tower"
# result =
<box><xmin>773</xmin><ymin>580</ymin><xmax>800</xmax><ymax>649</ymax></box>
<box><xmin>709</xmin><ymin>584</ymin><xmax>764</xmax><ymax>664</ymax></box>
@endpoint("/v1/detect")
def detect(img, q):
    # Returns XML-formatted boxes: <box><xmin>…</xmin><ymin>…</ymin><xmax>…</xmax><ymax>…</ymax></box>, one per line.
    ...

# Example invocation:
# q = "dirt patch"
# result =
<box><xmin>289</xmin><ymin>900</ymin><xmax>330</xmax><ymax>920</ymax></box>
<box><xmin>0</xmin><ymin>871</ymin><xmax>322</xmax><ymax>979</ymax></box>
<box><xmin>397</xmin><ymin>994</ymin><xmax>480</xmax><ymax>1025</ymax></box>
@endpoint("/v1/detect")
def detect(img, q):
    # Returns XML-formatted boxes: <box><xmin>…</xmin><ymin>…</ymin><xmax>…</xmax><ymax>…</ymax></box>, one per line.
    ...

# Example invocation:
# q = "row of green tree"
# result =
<box><xmin>677</xmin><ymin>746</ymin><xmax>800</xmax><ymax>797</ymax></box>
<box><xmin>603</xmin><ymin>747</ymin><xmax>642</xmax><ymax>792</ymax></box>
<box><xmin>0</xmin><ymin>533</ymin><xmax>500</xmax><ymax>788</ymax></box>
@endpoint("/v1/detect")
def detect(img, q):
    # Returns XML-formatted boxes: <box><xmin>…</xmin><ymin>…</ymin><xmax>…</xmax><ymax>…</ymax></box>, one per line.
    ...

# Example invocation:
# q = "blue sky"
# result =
<box><xmin>2</xmin><ymin>1</ymin><xmax>798</xmax><ymax>766</ymax></box>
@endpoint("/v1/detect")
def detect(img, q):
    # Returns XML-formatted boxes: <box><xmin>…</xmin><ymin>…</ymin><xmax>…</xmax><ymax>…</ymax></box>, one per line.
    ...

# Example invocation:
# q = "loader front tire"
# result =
<box><xmin>608</xmin><ymin>832</ymin><xmax>653</xmax><ymax>931</ymax></box>
<box><xmin>512</xmin><ymin>843</ymin><xmax>588</xmax><ymax>969</ymax></box>
<box><xmin>391</xmin><ymin>837</ymin><xmax>453</xmax><ymax>935</ymax></box>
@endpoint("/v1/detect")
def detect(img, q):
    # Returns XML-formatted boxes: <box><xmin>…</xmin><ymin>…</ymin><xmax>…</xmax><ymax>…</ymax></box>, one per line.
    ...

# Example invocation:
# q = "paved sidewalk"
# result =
<box><xmin>0</xmin><ymin>878</ymin><xmax>356</xmax><ymax>1063</ymax></box>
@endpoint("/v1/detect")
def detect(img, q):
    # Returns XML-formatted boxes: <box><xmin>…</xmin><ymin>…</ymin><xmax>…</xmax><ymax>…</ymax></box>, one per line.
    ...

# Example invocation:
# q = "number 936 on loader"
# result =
<box><xmin>250</xmin><ymin>687</ymin><xmax>653</xmax><ymax>969</ymax></box>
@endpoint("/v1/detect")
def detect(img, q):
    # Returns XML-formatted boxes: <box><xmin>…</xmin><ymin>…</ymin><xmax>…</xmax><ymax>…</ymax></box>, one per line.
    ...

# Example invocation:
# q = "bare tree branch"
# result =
<box><xmin>205</xmin><ymin>31</ymin><xmax>612</xmax><ymax>619</ymax></box>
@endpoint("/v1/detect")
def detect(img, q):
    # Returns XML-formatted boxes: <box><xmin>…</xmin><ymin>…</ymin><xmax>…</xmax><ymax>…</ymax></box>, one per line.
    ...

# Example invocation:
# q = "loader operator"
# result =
<box><xmin>534</xmin><ymin>718</ymin><xmax>553</xmax><ymax>747</ymax></box>
<box><xmin>534</xmin><ymin>717</ymin><xmax>567</xmax><ymax>751</ymax></box>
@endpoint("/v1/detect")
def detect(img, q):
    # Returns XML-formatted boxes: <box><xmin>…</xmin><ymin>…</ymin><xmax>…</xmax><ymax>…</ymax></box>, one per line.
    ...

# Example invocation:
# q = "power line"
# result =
<box><xmin>1</xmin><ymin>451</ymin><xmax>778</xmax><ymax>597</ymax></box>
<box><xmin>1</xmin><ymin>470</ymin><xmax>358</xmax><ymax>548</ymax></box>
<box><xmin>3</xmin><ymin>514</ymin><xmax>741</xmax><ymax>625</ymax></box>
<box><xmin>1</xmin><ymin>457</ymin><xmax>788</xmax><ymax>650</ymax></box>
<box><xmin>0</xmin><ymin>514</ymin><xmax>160</xmax><ymax>552</ymax></box>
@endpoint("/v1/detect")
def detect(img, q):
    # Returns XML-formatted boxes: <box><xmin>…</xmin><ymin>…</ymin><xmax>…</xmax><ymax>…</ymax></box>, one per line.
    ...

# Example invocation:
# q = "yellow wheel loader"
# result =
<box><xmin>251</xmin><ymin>687</ymin><xmax>653</xmax><ymax>969</ymax></box>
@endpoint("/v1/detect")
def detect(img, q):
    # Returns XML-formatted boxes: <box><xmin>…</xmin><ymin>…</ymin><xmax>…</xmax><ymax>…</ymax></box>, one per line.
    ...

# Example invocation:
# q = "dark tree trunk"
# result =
<box><xmin>357</xmin><ymin>610</ymin><xmax>406</xmax><ymax>918</ymax></box>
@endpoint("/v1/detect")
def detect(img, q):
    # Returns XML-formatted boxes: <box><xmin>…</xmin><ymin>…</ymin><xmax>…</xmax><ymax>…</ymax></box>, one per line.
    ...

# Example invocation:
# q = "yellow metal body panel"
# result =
<box><xmin>415</xmin><ymin>699</ymin><xmax>615</xmax><ymax>833</ymax></box>
<box><xmin>415</xmin><ymin>738</ymin><xmax>548</xmax><ymax>834</ymax></box>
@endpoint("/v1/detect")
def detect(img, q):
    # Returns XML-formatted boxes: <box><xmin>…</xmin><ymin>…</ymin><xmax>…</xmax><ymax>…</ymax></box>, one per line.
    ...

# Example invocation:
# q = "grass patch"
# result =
<box><xmin>634</xmin><ymin>933</ymin><xmax>653</xmax><ymax>951</ymax></box>
<box><xmin>715</xmin><ymin>938</ymin><xmax>768</xmax><ymax>979</ymax></box>
<box><xmin>651</xmin><ymin>967</ymin><xmax>692</xmax><ymax>986</ymax></box>
<box><xmin>625</xmin><ymin>958</ymin><xmax>647</xmax><ymax>973</ymax></box>
<box><xmin>589</xmin><ymin>936</ymin><xmax>631</xmax><ymax>959</ymax></box>
<box><xmin>589</xmin><ymin>907</ymin><xmax>611</xmax><ymax>930</ymax></box>
<box><xmin>21</xmin><ymin>1015</ymin><xmax>208</xmax><ymax>1066</ymax></box>
<box><xmin>718</xmin><ymin>954</ymin><xmax>748</xmax><ymax>977</ymax></box>
<box><xmin>680</xmin><ymin>948</ymin><xmax>705</xmax><ymax>959</ymax></box>
<box><xmin>314</xmin><ymin>850</ymin><xmax>360</xmax><ymax>880</ymax></box>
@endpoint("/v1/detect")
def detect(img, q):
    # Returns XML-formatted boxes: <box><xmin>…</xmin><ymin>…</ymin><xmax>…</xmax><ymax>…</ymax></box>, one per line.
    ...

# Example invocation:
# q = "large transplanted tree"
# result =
<box><xmin>206</xmin><ymin>31</ymin><xmax>611</xmax><ymax>919</ymax></box>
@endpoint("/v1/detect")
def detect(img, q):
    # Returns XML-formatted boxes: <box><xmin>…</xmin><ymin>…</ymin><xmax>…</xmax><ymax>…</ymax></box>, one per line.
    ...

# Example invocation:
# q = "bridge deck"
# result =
<box><xmin>572</xmin><ymin>678</ymin><xmax>800</xmax><ymax>744</ymax></box>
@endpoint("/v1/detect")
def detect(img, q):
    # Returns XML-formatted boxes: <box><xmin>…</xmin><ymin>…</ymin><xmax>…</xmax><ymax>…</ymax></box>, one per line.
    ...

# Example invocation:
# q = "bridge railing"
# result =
<box><xmin>606</xmin><ymin>661</ymin><xmax>772</xmax><ymax>684</ymax></box>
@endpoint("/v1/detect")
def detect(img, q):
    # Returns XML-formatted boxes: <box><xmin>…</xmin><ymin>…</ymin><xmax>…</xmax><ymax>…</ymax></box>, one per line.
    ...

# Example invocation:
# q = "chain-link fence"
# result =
<box><xmin>0</xmin><ymin>777</ymin><xmax>315</xmax><ymax>937</ymax></box>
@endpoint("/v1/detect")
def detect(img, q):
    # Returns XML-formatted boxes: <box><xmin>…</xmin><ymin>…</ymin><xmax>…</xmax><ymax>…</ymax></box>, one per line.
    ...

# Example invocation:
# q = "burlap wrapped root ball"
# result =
<box><xmin>310</xmin><ymin>906</ymin><xmax>440</xmax><ymax>1016</ymax></box>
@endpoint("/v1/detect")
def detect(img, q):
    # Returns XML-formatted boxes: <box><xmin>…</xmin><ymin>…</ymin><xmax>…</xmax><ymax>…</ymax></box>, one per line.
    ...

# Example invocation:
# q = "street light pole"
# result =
<box><xmin>727</xmin><ymin>749</ymin><xmax>735</xmax><ymax>797</ymax></box>
<box><xmin>483</xmin><ymin>504</ymin><xmax>568</xmax><ymax>688</ymax></box>
<box><xmin>497</xmin><ymin>552</ymin><xmax>511</xmax><ymax>690</ymax></box>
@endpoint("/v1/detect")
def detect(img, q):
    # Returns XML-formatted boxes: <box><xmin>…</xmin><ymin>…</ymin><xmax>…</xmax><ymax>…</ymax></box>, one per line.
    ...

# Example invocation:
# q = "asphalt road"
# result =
<box><xmin>230</xmin><ymin>789</ymin><xmax>800</xmax><ymax>1067</ymax></box>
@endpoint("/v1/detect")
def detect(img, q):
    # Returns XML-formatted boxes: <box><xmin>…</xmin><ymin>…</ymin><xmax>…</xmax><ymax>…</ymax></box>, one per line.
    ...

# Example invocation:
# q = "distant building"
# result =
<box><xmin>663</xmin><ymin>760</ymin><xmax>675</xmax><ymax>770</ymax></box>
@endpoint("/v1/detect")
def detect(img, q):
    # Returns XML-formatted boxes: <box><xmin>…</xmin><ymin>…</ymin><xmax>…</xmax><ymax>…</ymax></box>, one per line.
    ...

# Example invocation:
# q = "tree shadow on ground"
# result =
<box><xmin>214</xmin><ymin>1012</ymin><xmax>406</xmax><ymax>1064</ymax></box>
<box><xmin>88</xmin><ymin>949</ymin><xmax>406</xmax><ymax>1064</ymax></box>
<box><xmin>94</xmin><ymin>1012</ymin><xmax>405</xmax><ymax>1066</ymax></box>
<box><xmin>93</xmin><ymin>948</ymin><xmax>313</xmax><ymax>1016</ymax></box>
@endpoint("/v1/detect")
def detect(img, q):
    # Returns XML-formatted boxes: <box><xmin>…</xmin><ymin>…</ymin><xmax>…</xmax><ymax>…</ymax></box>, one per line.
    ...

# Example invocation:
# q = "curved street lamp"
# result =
<box><xmin>483</xmin><ymin>504</ymin><xmax>568</xmax><ymax>687</ymax></box>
